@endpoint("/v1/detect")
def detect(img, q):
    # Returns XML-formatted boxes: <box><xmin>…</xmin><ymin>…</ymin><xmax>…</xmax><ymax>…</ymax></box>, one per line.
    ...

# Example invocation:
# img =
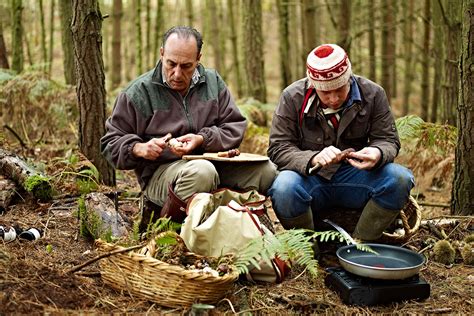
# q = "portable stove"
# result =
<box><xmin>325</xmin><ymin>267</ymin><xmax>430</xmax><ymax>306</ymax></box>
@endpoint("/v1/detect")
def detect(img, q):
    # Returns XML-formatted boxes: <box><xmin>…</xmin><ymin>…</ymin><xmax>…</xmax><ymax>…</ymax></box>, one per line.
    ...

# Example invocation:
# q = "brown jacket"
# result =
<box><xmin>101</xmin><ymin>62</ymin><xmax>246</xmax><ymax>189</ymax></box>
<box><xmin>268</xmin><ymin>75</ymin><xmax>400</xmax><ymax>179</ymax></box>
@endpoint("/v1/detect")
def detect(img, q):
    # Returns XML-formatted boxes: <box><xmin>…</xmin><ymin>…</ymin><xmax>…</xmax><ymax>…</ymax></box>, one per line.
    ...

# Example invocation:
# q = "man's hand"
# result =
<box><xmin>346</xmin><ymin>147</ymin><xmax>381</xmax><ymax>170</ymax></box>
<box><xmin>132</xmin><ymin>133</ymin><xmax>171</xmax><ymax>160</ymax></box>
<box><xmin>168</xmin><ymin>133</ymin><xmax>204</xmax><ymax>156</ymax></box>
<box><xmin>311</xmin><ymin>146</ymin><xmax>343</xmax><ymax>168</ymax></box>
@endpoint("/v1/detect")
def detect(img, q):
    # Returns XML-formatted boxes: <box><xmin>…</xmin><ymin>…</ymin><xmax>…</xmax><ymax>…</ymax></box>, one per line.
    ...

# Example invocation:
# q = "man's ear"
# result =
<box><xmin>160</xmin><ymin>47</ymin><xmax>164</xmax><ymax>59</ymax></box>
<box><xmin>197</xmin><ymin>53</ymin><xmax>202</xmax><ymax>62</ymax></box>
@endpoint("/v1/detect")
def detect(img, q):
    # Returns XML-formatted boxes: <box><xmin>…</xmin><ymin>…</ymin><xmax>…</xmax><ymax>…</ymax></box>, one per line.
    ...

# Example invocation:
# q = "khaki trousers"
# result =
<box><xmin>144</xmin><ymin>159</ymin><xmax>278</xmax><ymax>206</ymax></box>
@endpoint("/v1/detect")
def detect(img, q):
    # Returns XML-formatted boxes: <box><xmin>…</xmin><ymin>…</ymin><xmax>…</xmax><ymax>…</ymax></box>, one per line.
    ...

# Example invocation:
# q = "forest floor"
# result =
<box><xmin>0</xmin><ymin>147</ymin><xmax>473</xmax><ymax>315</ymax></box>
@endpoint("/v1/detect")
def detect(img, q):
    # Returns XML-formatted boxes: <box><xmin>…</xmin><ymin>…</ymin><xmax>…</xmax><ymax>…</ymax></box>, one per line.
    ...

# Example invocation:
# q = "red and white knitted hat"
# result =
<box><xmin>306</xmin><ymin>44</ymin><xmax>352</xmax><ymax>91</ymax></box>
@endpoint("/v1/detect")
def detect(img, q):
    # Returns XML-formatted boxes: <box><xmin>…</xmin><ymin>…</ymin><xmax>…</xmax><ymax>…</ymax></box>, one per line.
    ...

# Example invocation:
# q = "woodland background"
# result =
<box><xmin>0</xmin><ymin>0</ymin><xmax>473</xmax><ymax>314</ymax></box>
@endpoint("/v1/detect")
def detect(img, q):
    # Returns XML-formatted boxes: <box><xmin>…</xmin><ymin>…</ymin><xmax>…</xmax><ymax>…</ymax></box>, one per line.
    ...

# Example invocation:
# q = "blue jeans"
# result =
<box><xmin>269</xmin><ymin>163</ymin><xmax>415</xmax><ymax>219</ymax></box>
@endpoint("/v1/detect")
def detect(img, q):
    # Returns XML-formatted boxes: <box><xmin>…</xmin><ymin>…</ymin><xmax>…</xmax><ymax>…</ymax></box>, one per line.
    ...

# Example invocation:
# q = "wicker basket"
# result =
<box><xmin>95</xmin><ymin>239</ymin><xmax>239</xmax><ymax>308</ymax></box>
<box><xmin>381</xmin><ymin>196</ymin><xmax>422</xmax><ymax>243</ymax></box>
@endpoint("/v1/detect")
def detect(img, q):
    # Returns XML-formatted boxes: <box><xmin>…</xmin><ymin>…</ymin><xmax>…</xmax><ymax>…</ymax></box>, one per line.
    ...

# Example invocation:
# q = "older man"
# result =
<box><xmin>268</xmin><ymin>44</ymin><xmax>414</xmax><ymax>241</ymax></box>
<box><xmin>101</xmin><ymin>26</ymin><xmax>276</xmax><ymax>231</ymax></box>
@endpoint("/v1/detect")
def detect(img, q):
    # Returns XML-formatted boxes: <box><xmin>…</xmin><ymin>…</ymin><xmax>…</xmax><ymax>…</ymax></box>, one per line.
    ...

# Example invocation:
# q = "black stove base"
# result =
<box><xmin>325</xmin><ymin>267</ymin><xmax>430</xmax><ymax>306</ymax></box>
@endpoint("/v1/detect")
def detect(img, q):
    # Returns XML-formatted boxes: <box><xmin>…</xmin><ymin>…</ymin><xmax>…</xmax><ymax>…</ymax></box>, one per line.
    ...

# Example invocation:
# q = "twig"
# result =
<box><xmin>218</xmin><ymin>298</ymin><xmax>236</xmax><ymax>314</ymax></box>
<box><xmin>65</xmin><ymin>243</ymin><xmax>145</xmax><ymax>274</ymax></box>
<box><xmin>427</xmin><ymin>222</ymin><xmax>447</xmax><ymax>239</ymax></box>
<box><xmin>3</xmin><ymin>124</ymin><xmax>27</xmax><ymax>148</ymax></box>
<box><xmin>417</xmin><ymin>201</ymin><xmax>450</xmax><ymax>208</ymax></box>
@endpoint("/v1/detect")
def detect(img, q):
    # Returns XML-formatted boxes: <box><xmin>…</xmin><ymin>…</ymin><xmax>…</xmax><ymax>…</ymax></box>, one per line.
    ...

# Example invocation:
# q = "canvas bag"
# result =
<box><xmin>179</xmin><ymin>188</ymin><xmax>289</xmax><ymax>283</ymax></box>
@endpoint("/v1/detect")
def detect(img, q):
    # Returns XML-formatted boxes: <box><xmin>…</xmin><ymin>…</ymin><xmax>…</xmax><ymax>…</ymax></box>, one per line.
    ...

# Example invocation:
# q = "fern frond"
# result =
<box><xmin>355</xmin><ymin>244</ymin><xmax>378</xmax><ymax>254</ymax></box>
<box><xmin>395</xmin><ymin>115</ymin><xmax>424</xmax><ymax>140</ymax></box>
<box><xmin>234</xmin><ymin>229</ymin><xmax>319</xmax><ymax>278</ymax></box>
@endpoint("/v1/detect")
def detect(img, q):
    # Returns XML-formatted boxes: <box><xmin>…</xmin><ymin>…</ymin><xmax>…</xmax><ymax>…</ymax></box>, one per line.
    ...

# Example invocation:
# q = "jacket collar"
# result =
<box><xmin>151</xmin><ymin>61</ymin><xmax>206</xmax><ymax>87</ymax></box>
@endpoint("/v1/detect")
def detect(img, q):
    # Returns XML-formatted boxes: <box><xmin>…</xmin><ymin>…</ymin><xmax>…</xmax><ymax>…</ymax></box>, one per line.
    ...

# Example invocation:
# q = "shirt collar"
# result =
<box><xmin>161</xmin><ymin>67</ymin><xmax>201</xmax><ymax>88</ymax></box>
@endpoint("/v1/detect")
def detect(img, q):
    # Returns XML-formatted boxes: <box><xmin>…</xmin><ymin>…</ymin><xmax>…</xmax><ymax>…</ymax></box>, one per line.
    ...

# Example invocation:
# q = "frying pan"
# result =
<box><xmin>324</xmin><ymin>219</ymin><xmax>425</xmax><ymax>280</ymax></box>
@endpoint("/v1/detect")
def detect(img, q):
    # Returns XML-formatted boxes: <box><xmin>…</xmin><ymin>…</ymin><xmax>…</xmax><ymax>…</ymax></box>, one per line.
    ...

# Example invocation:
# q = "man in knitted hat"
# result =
<box><xmin>268</xmin><ymin>44</ymin><xmax>414</xmax><ymax>242</ymax></box>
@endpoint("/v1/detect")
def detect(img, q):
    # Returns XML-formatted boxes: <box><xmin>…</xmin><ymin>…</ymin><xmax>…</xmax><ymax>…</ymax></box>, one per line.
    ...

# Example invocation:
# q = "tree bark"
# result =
<box><xmin>49</xmin><ymin>0</ymin><xmax>55</xmax><ymax>76</ymax></box>
<box><xmin>300</xmin><ymin>0</ymin><xmax>318</xmax><ymax>66</ymax></box>
<box><xmin>0</xmin><ymin>21</ymin><xmax>10</xmax><ymax>69</ymax></box>
<box><xmin>368</xmin><ymin>0</ymin><xmax>376</xmax><ymax>82</ymax></box>
<box><xmin>11</xmin><ymin>0</ymin><xmax>23</xmax><ymax>73</ymax></box>
<box><xmin>402</xmin><ymin>0</ymin><xmax>414</xmax><ymax>116</ymax></box>
<box><xmin>431</xmin><ymin>0</ymin><xmax>445</xmax><ymax>123</ymax></box>
<box><xmin>59</xmin><ymin>0</ymin><xmax>77</xmax><ymax>85</ymax></box>
<box><xmin>442</xmin><ymin>0</ymin><xmax>462</xmax><ymax>126</ymax></box>
<box><xmin>0</xmin><ymin>175</ymin><xmax>17</xmax><ymax>213</ymax></box>
<box><xmin>242</xmin><ymin>0</ymin><xmax>266</xmax><ymax>103</ymax></box>
<box><xmin>185</xmin><ymin>0</ymin><xmax>194</xmax><ymax>26</ymax></box>
<box><xmin>135</xmin><ymin>0</ymin><xmax>143</xmax><ymax>75</ymax></box>
<box><xmin>208</xmin><ymin>0</ymin><xmax>222</xmax><ymax>73</ymax></box>
<box><xmin>153</xmin><ymin>0</ymin><xmax>164</xmax><ymax>65</ymax></box>
<box><xmin>421</xmin><ymin>0</ymin><xmax>431</xmax><ymax>121</ymax></box>
<box><xmin>71</xmin><ymin>0</ymin><xmax>116</xmax><ymax>186</ymax></box>
<box><xmin>111</xmin><ymin>0</ymin><xmax>122</xmax><ymax>89</ymax></box>
<box><xmin>0</xmin><ymin>148</ymin><xmax>53</xmax><ymax>201</ymax></box>
<box><xmin>277</xmin><ymin>0</ymin><xmax>291</xmax><ymax>90</ymax></box>
<box><xmin>145</xmin><ymin>0</ymin><xmax>151</xmax><ymax>69</ymax></box>
<box><xmin>452</xmin><ymin>0</ymin><xmax>473</xmax><ymax>215</ymax></box>
<box><xmin>381</xmin><ymin>0</ymin><xmax>395</xmax><ymax>101</ymax></box>
<box><xmin>338</xmin><ymin>0</ymin><xmax>351</xmax><ymax>54</ymax></box>
<box><xmin>228</xmin><ymin>0</ymin><xmax>242</xmax><ymax>97</ymax></box>
<box><xmin>39</xmin><ymin>0</ymin><xmax>48</xmax><ymax>68</ymax></box>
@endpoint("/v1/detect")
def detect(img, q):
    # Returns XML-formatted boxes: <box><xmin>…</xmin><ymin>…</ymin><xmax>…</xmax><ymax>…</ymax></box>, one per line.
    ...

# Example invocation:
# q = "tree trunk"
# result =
<box><xmin>442</xmin><ymin>0</ymin><xmax>462</xmax><ymax>126</ymax></box>
<box><xmin>39</xmin><ymin>0</ymin><xmax>48</xmax><ymax>69</ymax></box>
<box><xmin>0</xmin><ymin>21</ymin><xmax>9</xmax><ymax>69</ymax></box>
<box><xmin>300</xmin><ymin>0</ymin><xmax>318</xmax><ymax>66</ymax></box>
<box><xmin>402</xmin><ymin>0</ymin><xmax>414</xmax><ymax>116</ymax></box>
<box><xmin>368</xmin><ymin>0</ymin><xmax>376</xmax><ymax>82</ymax></box>
<box><xmin>185</xmin><ymin>0</ymin><xmax>194</xmax><ymax>26</ymax></box>
<box><xmin>381</xmin><ymin>0</ymin><xmax>395</xmax><ymax>101</ymax></box>
<box><xmin>71</xmin><ymin>0</ymin><xmax>116</xmax><ymax>186</ymax></box>
<box><xmin>290</xmin><ymin>1</ymin><xmax>303</xmax><ymax>80</ymax></box>
<box><xmin>48</xmin><ymin>0</ymin><xmax>55</xmax><ymax>76</ymax></box>
<box><xmin>153</xmin><ymin>0</ymin><xmax>164</xmax><ymax>64</ymax></box>
<box><xmin>420</xmin><ymin>0</ymin><xmax>431</xmax><ymax>121</ymax></box>
<box><xmin>135</xmin><ymin>0</ymin><xmax>143</xmax><ymax>75</ymax></box>
<box><xmin>431</xmin><ymin>0</ymin><xmax>444</xmax><ymax>123</ymax></box>
<box><xmin>22</xmin><ymin>24</ymin><xmax>33</xmax><ymax>66</ymax></box>
<box><xmin>228</xmin><ymin>0</ymin><xmax>242</xmax><ymax>97</ymax></box>
<box><xmin>111</xmin><ymin>0</ymin><xmax>122</xmax><ymax>89</ymax></box>
<box><xmin>145</xmin><ymin>0</ymin><xmax>151</xmax><ymax>69</ymax></box>
<box><xmin>0</xmin><ymin>175</ymin><xmax>17</xmax><ymax>213</ymax></box>
<box><xmin>59</xmin><ymin>0</ymin><xmax>77</xmax><ymax>85</ymax></box>
<box><xmin>242</xmin><ymin>0</ymin><xmax>266</xmax><ymax>103</ymax></box>
<box><xmin>208</xmin><ymin>0</ymin><xmax>222</xmax><ymax>72</ymax></box>
<box><xmin>11</xmin><ymin>0</ymin><xmax>23</xmax><ymax>73</ymax></box>
<box><xmin>277</xmin><ymin>0</ymin><xmax>291</xmax><ymax>90</ymax></box>
<box><xmin>338</xmin><ymin>0</ymin><xmax>351</xmax><ymax>54</ymax></box>
<box><xmin>391</xmin><ymin>1</ymin><xmax>398</xmax><ymax>99</ymax></box>
<box><xmin>452</xmin><ymin>0</ymin><xmax>473</xmax><ymax>215</ymax></box>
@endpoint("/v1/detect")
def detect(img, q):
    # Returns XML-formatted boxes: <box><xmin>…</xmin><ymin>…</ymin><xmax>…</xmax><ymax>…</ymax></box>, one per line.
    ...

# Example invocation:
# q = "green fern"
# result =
<box><xmin>234</xmin><ymin>229</ymin><xmax>319</xmax><ymax>278</ymax></box>
<box><xmin>395</xmin><ymin>115</ymin><xmax>424</xmax><ymax>140</ymax></box>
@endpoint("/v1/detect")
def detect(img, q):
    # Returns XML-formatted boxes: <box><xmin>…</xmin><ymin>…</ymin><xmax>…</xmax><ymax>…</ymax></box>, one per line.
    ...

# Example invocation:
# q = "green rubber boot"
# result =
<box><xmin>353</xmin><ymin>199</ymin><xmax>400</xmax><ymax>241</ymax></box>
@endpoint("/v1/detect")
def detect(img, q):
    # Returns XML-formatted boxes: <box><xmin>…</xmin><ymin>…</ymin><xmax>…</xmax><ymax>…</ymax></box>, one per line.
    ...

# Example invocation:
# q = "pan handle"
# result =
<box><xmin>323</xmin><ymin>219</ymin><xmax>357</xmax><ymax>245</ymax></box>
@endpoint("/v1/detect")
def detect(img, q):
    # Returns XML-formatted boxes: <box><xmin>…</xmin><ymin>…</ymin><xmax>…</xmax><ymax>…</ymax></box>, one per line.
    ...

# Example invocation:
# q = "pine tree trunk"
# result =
<box><xmin>443</xmin><ymin>0</ymin><xmax>462</xmax><ymax>126</ymax></box>
<box><xmin>402</xmin><ymin>0</ymin><xmax>414</xmax><ymax>116</ymax></box>
<box><xmin>430</xmin><ymin>0</ymin><xmax>444</xmax><ymax>123</ymax></box>
<box><xmin>391</xmin><ymin>1</ymin><xmax>398</xmax><ymax>99</ymax></box>
<box><xmin>49</xmin><ymin>0</ymin><xmax>55</xmax><ymax>76</ymax></box>
<box><xmin>0</xmin><ymin>21</ymin><xmax>9</xmax><ymax>69</ymax></box>
<box><xmin>368</xmin><ymin>0</ymin><xmax>376</xmax><ymax>82</ymax></box>
<box><xmin>39</xmin><ymin>0</ymin><xmax>48</xmax><ymax>69</ymax></box>
<box><xmin>290</xmin><ymin>2</ymin><xmax>302</xmax><ymax>80</ymax></box>
<box><xmin>277</xmin><ymin>0</ymin><xmax>291</xmax><ymax>90</ymax></box>
<box><xmin>11</xmin><ymin>0</ymin><xmax>23</xmax><ymax>73</ymax></box>
<box><xmin>242</xmin><ymin>0</ymin><xmax>266</xmax><ymax>103</ymax></box>
<box><xmin>338</xmin><ymin>0</ymin><xmax>351</xmax><ymax>54</ymax></box>
<box><xmin>381</xmin><ymin>0</ymin><xmax>394</xmax><ymax>101</ymax></box>
<box><xmin>59</xmin><ymin>0</ymin><xmax>76</xmax><ymax>85</ymax></box>
<box><xmin>451</xmin><ymin>0</ymin><xmax>474</xmax><ymax>215</ymax></box>
<box><xmin>228</xmin><ymin>0</ymin><xmax>242</xmax><ymax>97</ymax></box>
<box><xmin>145</xmin><ymin>0</ymin><xmax>151</xmax><ymax>69</ymax></box>
<box><xmin>22</xmin><ymin>25</ymin><xmax>33</xmax><ymax>66</ymax></box>
<box><xmin>421</xmin><ymin>0</ymin><xmax>431</xmax><ymax>121</ymax></box>
<box><xmin>71</xmin><ymin>0</ymin><xmax>116</xmax><ymax>186</ymax></box>
<box><xmin>208</xmin><ymin>0</ymin><xmax>222</xmax><ymax>72</ymax></box>
<box><xmin>452</xmin><ymin>0</ymin><xmax>474</xmax><ymax>216</ymax></box>
<box><xmin>300</xmin><ymin>0</ymin><xmax>318</xmax><ymax>67</ymax></box>
<box><xmin>153</xmin><ymin>0</ymin><xmax>164</xmax><ymax>64</ymax></box>
<box><xmin>135</xmin><ymin>0</ymin><xmax>143</xmax><ymax>75</ymax></box>
<box><xmin>111</xmin><ymin>0</ymin><xmax>122</xmax><ymax>89</ymax></box>
<box><xmin>185</xmin><ymin>0</ymin><xmax>194</xmax><ymax>26</ymax></box>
